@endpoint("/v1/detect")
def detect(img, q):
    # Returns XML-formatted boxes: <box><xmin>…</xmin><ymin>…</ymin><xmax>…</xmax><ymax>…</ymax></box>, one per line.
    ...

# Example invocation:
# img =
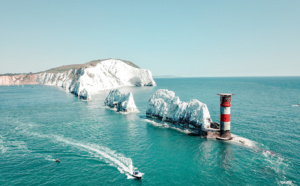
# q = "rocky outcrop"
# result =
<box><xmin>0</xmin><ymin>59</ymin><xmax>156</xmax><ymax>99</ymax></box>
<box><xmin>104</xmin><ymin>89</ymin><xmax>139</xmax><ymax>113</ymax></box>
<box><xmin>146</xmin><ymin>89</ymin><xmax>214</xmax><ymax>131</ymax></box>
<box><xmin>78</xmin><ymin>89</ymin><xmax>91</xmax><ymax>100</ymax></box>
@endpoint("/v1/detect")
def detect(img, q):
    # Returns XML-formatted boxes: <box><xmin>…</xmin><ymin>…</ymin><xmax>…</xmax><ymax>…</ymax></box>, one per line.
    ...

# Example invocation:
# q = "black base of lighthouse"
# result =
<box><xmin>216</xmin><ymin>130</ymin><xmax>232</xmax><ymax>140</ymax></box>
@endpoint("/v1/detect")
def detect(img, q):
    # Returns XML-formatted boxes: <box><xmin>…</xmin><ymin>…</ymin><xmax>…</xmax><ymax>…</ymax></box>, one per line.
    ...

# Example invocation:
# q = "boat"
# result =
<box><xmin>132</xmin><ymin>171</ymin><xmax>143</xmax><ymax>179</ymax></box>
<box><xmin>290</xmin><ymin>103</ymin><xmax>300</xmax><ymax>106</ymax></box>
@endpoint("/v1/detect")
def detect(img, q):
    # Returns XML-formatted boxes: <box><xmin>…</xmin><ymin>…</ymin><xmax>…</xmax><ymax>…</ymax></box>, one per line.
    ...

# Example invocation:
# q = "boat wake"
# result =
<box><xmin>53</xmin><ymin>135</ymin><xmax>136</xmax><ymax>176</ymax></box>
<box><xmin>22</xmin><ymin>131</ymin><xmax>141</xmax><ymax>178</ymax></box>
<box><xmin>11</xmin><ymin>120</ymin><xmax>143</xmax><ymax>179</ymax></box>
<box><xmin>0</xmin><ymin>135</ymin><xmax>8</xmax><ymax>154</ymax></box>
<box><xmin>45</xmin><ymin>155</ymin><xmax>56</xmax><ymax>162</ymax></box>
<box><xmin>0</xmin><ymin>134</ymin><xmax>30</xmax><ymax>154</ymax></box>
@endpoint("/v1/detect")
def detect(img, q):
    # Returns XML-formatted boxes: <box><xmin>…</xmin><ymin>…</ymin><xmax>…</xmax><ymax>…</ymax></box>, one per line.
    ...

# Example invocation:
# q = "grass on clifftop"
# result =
<box><xmin>1</xmin><ymin>59</ymin><xmax>140</xmax><ymax>76</ymax></box>
<box><xmin>44</xmin><ymin>59</ymin><xmax>140</xmax><ymax>73</ymax></box>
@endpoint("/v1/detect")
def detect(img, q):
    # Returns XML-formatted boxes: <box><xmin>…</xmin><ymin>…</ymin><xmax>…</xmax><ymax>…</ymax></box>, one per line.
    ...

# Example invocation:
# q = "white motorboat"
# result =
<box><xmin>132</xmin><ymin>171</ymin><xmax>143</xmax><ymax>179</ymax></box>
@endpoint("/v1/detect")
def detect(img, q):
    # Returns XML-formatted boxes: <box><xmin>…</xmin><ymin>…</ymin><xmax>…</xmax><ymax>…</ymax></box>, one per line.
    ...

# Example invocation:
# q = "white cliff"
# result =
<box><xmin>0</xmin><ymin>74</ymin><xmax>37</xmax><ymax>85</ymax></box>
<box><xmin>104</xmin><ymin>89</ymin><xmax>139</xmax><ymax>113</ymax></box>
<box><xmin>146</xmin><ymin>89</ymin><xmax>212</xmax><ymax>130</ymax></box>
<box><xmin>0</xmin><ymin>59</ymin><xmax>156</xmax><ymax>99</ymax></box>
<box><xmin>36</xmin><ymin>59</ymin><xmax>156</xmax><ymax>99</ymax></box>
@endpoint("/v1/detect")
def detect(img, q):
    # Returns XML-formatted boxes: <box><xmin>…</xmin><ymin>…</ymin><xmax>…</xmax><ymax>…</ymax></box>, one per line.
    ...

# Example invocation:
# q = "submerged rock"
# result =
<box><xmin>104</xmin><ymin>89</ymin><xmax>139</xmax><ymax>113</ymax></box>
<box><xmin>146</xmin><ymin>89</ymin><xmax>213</xmax><ymax>130</ymax></box>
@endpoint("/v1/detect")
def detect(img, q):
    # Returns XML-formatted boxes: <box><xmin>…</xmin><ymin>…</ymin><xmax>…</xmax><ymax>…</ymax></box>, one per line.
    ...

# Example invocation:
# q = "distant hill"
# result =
<box><xmin>0</xmin><ymin>59</ymin><xmax>155</xmax><ymax>100</ymax></box>
<box><xmin>0</xmin><ymin>59</ymin><xmax>139</xmax><ymax>76</ymax></box>
<box><xmin>44</xmin><ymin>59</ymin><xmax>139</xmax><ymax>73</ymax></box>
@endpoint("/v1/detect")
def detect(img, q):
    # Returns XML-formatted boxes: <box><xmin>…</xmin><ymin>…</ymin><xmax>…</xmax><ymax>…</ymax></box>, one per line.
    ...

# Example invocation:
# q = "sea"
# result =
<box><xmin>0</xmin><ymin>77</ymin><xmax>299</xmax><ymax>186</ymax></box>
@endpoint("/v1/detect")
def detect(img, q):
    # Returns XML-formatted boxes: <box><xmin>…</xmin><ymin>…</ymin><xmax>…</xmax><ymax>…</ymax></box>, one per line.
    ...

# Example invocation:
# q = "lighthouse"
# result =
<box><xmin>217</xmin><ymin>93</ymin><xmax>234</xmax><ymax>140</ymax></box>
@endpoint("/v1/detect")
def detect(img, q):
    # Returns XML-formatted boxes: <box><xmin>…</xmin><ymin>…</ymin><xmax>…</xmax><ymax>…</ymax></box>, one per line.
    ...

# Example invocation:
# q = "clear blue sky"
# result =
<box><xmin>0</xmin><ymin>0</ymin><xmax>299</xmax><ymax>77</ymax></box>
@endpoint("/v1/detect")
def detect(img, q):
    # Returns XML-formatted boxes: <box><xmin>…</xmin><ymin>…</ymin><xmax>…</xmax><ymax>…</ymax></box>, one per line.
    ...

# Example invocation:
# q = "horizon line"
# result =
<box><xmin>153</xmin><ymin>75</ymin><xmax>300</xmax><ymax>78</ymax></box>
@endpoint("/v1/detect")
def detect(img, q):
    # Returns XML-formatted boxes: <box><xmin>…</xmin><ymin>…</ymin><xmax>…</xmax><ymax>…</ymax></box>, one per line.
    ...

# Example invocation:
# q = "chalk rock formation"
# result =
<box><xmin>146</xmin><ymin>89</ymin><xmax>212</xmax><ymax>130</ymax></box>
<box><xmin>78</xmin><ymin>89</ymin><xmax>91</xmax><ymax>100</ymax></box>
<box><xmin>104</xmin><ymin>89</ymin><xmax>139</xmax><ymax>113</ymax></box>
<box><xmin>0</xmin><ymin>74</ymin><xmax>37</xmax><ymax>85</ymax></box>
<box><xmin>0</xmin><ymin>59</ymin><xmax>156</xmax><ymax>99</ymax></box>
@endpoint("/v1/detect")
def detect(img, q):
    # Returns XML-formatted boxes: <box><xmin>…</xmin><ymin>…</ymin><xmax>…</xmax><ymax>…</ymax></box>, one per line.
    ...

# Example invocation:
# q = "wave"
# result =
<box><xmin>279</xmin><ymin>180</ymin><xmax>295</xmax><ymax>186</ymax></box>
<box><xmin>0</xmin><ymin>135</ymin><xmax>30</xmax><ymax>154</ymax></box>
<box><xmin>0</xmin><ymin>135</ymin><xmax>8</xmax><ymax>154</ymax></box>
<box><xmin>106</xmin><ymin>107</ymin><xmax>139</xmax><ymax>115</ymax></box>
<box><xmin>144</xmin><ymin>119</ymin><xmax>192</xmax><ymax>134</ymax></box>
<box><xmin>230</xmin><ymin>134</ymin><xmax>256</xmax><ymax>147</ymax></box>
<box><xmin>145</xmin><ymin>119</ymin><xmax>280</xmax><ymax>159</ymax></box>
<box><xmin>144</xmin><ymin>118</ymin><xmax>290</xmax><ymax>181</ymax></box>
<box><xmin>145</xmin><ymin>119</ymin><xmax>258</xmax><ymax>148</ymax></box>
<box><xmin>230</xmin><ymin>134</ymin><xmax>290</xmax><ymax>176</ymax></box>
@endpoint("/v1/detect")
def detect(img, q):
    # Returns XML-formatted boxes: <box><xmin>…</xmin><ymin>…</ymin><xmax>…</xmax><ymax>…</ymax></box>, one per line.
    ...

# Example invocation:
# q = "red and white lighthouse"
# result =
<box><xmin>217</xmin><ymin>93</ymin><xmax>234</xmax><ymax>139</ymax></box>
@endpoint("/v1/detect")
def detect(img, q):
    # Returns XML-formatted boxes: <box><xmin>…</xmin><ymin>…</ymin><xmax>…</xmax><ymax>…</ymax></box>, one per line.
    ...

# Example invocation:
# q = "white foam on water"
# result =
<box><xmin>266</xmin><ymin>156</ymin><xmax>287</xmax><ymax>174</ymax></box>
<box><xmin>230</xmin><ymin>134</ymin><xmax>289</xmax><ymax>176</ymax></box>
<box><xmin>26</xmin><ymin>131</ymin><xmax>141</xmax><ymax>177</ymax></box>
<box><xmin>170</xmin><ymin>126</ymin><xmax>192</xmax><ymax>134</ymax></box>
<box><xmin>230</xmin><ymin>134</ymin><xmax>286</xmax><ymax>168</ymax></box>
<box><xmin>14</xmin><ymin>122</ymin><xmax>37</xmax><ymax>131</ymax></box>
<box><xmin>230</xmin><ymin>134</ymin><xmax>256</xmax><ymax>147</ymax></box>
<box><xmin>106</xmin><ymin>107</ymin><xmax>138</xmax><ymax>115</ymax></box>
<box><xmin>262</xmin><ymin>150</ymin><xmax>275</xmax><ymax>157</ymax></box>
<box><xmin>45</xmin><ymin>155</ymin><xmax>56</xmax><ymax>162</ymax></box>
<box><xmin>117</xmin><ymin>167</ymin><xmax>124</xmax><ymax>173</ymax></box>
<box><xmin>0</xmin><ymin>136</ymin><xmax>8</xmax><ymax>154</ymax></box>
<box><xmin>145</xmin><ymin>119</ymin><xmax>280</xmax><ymax>161</ymax></box>
<box><xmin>146</xmin><ymin>119</ymin><xmax>257</xmax><ymax>148</ymax></box>
<box><xmin>144</xmin><ymin>119</ymin><xmax>164</xmax><ymax>127</ymax></box>
<box><xmin>230</xmin><ymin>133</ymin><xmax>286</xmax><ymax>172</ymax></box>
<box><xmin>260</xmin><ymin>148</ymin><xmax>290</xmax><ymax>176</ymax></box>
<box><xmin>106</xmin><ymin>107</ymin><xmax>118</xmax><ymax>111</ymax></box>
<box><xmin>279</xmin><ymin>180</ymin><xmax>295</xmax><ymax>186</ymax></box>
<box><xmin>126</xmin><ymin>174</ymin><xmax>135</xmax><ymax>179</ymax></box>
<box><xmin>0</xmin><ymin>138</ymin><xmax>30</xmax><ymax>154</ymax></box>
<box><xmin>145</xmin><ymin>118</ymin><xmax>289</xmax><ymax>180</ymax></box>
<box><xmin>144</xmin><ymin>119</ymin><xmax>192</xmax><ymax>134</ymax></box>
<box><xmin>53</xmin><ymin>135</ymin><xmax>139</xmax><ymax>175</ymax></box>
<box><xmin>0</xmin><ymin>145</ymin><xmax>7</xmax><ymax>154</ymax></box>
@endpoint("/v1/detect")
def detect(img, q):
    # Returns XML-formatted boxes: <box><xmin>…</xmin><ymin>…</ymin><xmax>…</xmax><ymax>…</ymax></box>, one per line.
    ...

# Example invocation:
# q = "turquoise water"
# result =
<box><xmin>0</xmin><ymin>77</ymin><xmax>299</xmax><ymax>185</ymax></box>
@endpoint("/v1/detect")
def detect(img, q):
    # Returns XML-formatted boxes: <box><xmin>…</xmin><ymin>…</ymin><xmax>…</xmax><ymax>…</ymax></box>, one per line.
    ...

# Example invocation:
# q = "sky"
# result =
<box><xmin>0</xmin><ymin>0</ymin><xmax>299</xmax><ymax>77</ymax></box>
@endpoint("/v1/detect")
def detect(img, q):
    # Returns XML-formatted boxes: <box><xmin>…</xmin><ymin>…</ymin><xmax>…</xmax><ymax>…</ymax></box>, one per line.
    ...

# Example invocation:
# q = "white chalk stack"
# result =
<box><xmin>146</xmin><ymin>89</ymin><xmax>212</xmax><ymax>130</ymax></box>
<box><xmin>104</xmin><ymin>89</ymin><xmax>139</xmax><ymax>113</ymax></box>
